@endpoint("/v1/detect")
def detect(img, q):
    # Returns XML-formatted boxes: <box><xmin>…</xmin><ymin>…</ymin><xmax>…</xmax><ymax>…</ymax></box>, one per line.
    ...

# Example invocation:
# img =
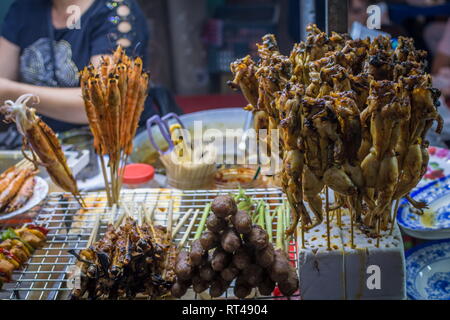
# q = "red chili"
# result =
<box><xmin>0</xmin><ymin>248</ymin><xmax>20</xmax><ymax>263</ymax></box>
<box><xmin>27</xmin><ymin>225</ymin><xmax>49</xmax><ymax>235</ymax></box>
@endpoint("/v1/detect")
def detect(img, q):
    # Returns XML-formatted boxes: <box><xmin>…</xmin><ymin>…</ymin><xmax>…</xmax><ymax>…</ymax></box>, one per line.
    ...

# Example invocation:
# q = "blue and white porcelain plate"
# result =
<box><xmin>406</xmin><ymin>240</ymin><xmax>450</xmax><ymax>300</ymax></box>
<box><xmin>397</xmin><ymin>175</ymin><xmax>450</xmax><ymax>239</ymax></box>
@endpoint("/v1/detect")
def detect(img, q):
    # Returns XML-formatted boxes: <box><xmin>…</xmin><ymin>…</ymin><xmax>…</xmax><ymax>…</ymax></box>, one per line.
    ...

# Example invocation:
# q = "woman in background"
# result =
<box><xmin>432</xmin><ymin>18</ymin><xmax>450</xmax><ymax>98</ymax></box>
<box><xmin>0</xmin><ymin>0</ymin><xmax>149</xmax><ymax>132</ymax></box>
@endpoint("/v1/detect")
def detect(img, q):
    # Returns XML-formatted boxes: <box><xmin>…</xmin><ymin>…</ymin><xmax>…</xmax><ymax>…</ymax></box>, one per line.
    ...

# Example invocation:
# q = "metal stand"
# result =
<box><xmin>299</xmin><ymin>0</ymin><xmax>316</xmax><ymax>41</ymax></box>
<box><xmin>325</xmin><ymin>0</ymin><xmax>349</xmax><ymax>34</ymax></box>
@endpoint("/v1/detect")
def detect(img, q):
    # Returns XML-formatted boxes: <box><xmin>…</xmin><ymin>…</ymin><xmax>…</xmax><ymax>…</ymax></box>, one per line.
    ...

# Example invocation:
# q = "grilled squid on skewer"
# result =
<box><xmin>0</xmin><ymin>94</ymin><xmax>84</xmax><ymax>207</ymax></box>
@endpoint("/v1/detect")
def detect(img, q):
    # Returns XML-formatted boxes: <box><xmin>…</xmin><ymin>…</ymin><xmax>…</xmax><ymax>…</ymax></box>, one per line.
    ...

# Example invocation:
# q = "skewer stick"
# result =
<box><xmin>145</xmin><ymin>189</ymin><xmax>161</xmax><ymax>224</ymax></box>
<box><xmin>337</xmin><ymin>207</ymin><xmax>342</xmax><ymax>227</ymax></box>
<box><xmin>376</xmin><ymin>216</ymin><xmax>381</xmax><ymax>248</ymax></box>
<box><xmin>167</xmin><ymin>200</ymin><xmax>174</xmax><ymax>237</ymax></box>
<box><xmin>15</xmin><ymin>159</ymin><xmax>34</xmax><ymax>171</ymax></box>
<box><xmin>349</xmin><ymin>205</ymin><xmax>355</xmax><ymax>249</ymax></box>
<box><xmin>122</xmin><ymin>201</ymin><xmax>133</xmax><ymax>218</ymax></box>
<box><xmin>110</xmin><ymin>164</ymin><xmax>117</xmax><ymax>205</ymax></box>
<box><xmin>137</xmin><ymin>202</ymin><xmax>145</xmax><ymax>226</ymax></box>
<box><xmin>300</xmin><ymin>218</ymin><xmax>306</xmax><ymax>249</ymax></box>
<box><xmin>114</xmin><ymin>205</ymin><xmax>127</xmax><ymax>229</ymax></box>
<box><xmin>172</xmin><ymin>214</ymin><xmax>181</xmax><ymax>231</ymax></box>
<box><xmin>144</xmin><ymin>203</ymin><xmax>157</xmax><ymax>224</ymax></box>
<box><xmin>325</xmin><ymin>187</ymin><xmax>331</xmax><ymax>250</ymax></box>
<box><xmin>389</xmin><ymin>199</ymin><xmax>400</xmax><ymax>235</ymax></box>
<box><xmin>87</xmin><ymin>212</ymin><xmax>101</xmax><ymax>248</ymax></box>
<box><xmin>99</xmin><ymin>155</ymin><xmax>112</xmax><ymax>206</ymax></box>
<box><xmin>178</xmin><ymin>209</ymin><xmax>200</xmax><ymax>250</ymax></box>
<box><xmin>143</xmin><ymin>202</ymin><xmax>156</xmax><ymax>225</ymax></box>
<box><xmin>172</xmin><ymin>208</ymin><xmax>194</xmax><ymax>239</ymax></box>
<box><xmin>109</xmin><ymin>204</ymin><xmax>118</xmax><ymax>225</ymax></box>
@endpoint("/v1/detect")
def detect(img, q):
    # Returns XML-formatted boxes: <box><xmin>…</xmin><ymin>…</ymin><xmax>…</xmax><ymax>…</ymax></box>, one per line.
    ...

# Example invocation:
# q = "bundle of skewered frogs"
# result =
<box><xmin>229</xmin><ymin>24</ymin><xmax>443</xmax><ymax>239</ymax></box>
<box><xmin>69</xmin><ymin>212</ymin><xmax>177</xmax><ymax>300</ymax></box>
<box><xmin>81</xmin><ymin>46</ymin><xmax>149</xmax><ymax>206</ymax></box>
<box><xmin>0</xmin><ymin>225</ymin><xmax>48</xmax><ymax>288</ymax></box>
<box><xmin>0</xmin><ymin>166</ymin><xmax>37</xmax><ymax>214</ymax></box>
<box><xmin>172</xmin><ymin>195</ymin><xmax>298</xmax><ymax>299</ymax></box>
<box><xmin>0</xmin><ymin>95</ymin><xmax>84</xmax><ymax>206</ymax></box>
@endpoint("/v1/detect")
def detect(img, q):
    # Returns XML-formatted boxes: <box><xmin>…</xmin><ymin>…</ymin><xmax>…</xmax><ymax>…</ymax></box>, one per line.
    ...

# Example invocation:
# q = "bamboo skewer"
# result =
<box><xmin>137</xmin><ymin>203</ymin><xmax>145</xmax><ymax>226</ymax></box>
<box><xmin>109</xmin><ymin>204</ymin><xmax>118</xmax><ymax>225</ymax></box>
<box><xmin>349</xmin><ymin>205</ymin><xmax>355</xmax><ymax>249</ymax></box>
<box><xmin>300</xmin><ymin>220</ymin><xmax>306</xmax><ymax>249</ymax></box>
<box><xmin>87</xmin><ymin>212</ymin><xmax>101</xmax><ymax>248</ymax></box>
<box><xmin>167</xmin><ymin>200</ymin><xmax>174</xmax><ymax>238</ymax></box>
<box><xmin>325</xmin><ymin>187</ymin><xmax>331</xmax><ymax>251</ymax></box>
<box><xmin>15</xmin><ymin>158</ymin><xmax>34</xmax><ymax>171</ymax></box>
<box><xmin>143</xmin><ymin>203</ymin><xmax>157</xmax><ymax>225</ymax></box>
<box><xmin>99</xmin><ymin>155</ymin><xmax>112</xmax><ymax>206</ymax></box>
<box><xmin>172</xmin><ymin>208</ymin><xmax>194</xmax><ymax>239</ymax></box>
<box><xmin>390</xmin><ymin>199</ymin><xmax>400</xmax><ymax>235</ymax></box>
<box><xmin>376</xmin><ymin>217</ymin><xmax>381</xmax><ymax>248</ymax></box>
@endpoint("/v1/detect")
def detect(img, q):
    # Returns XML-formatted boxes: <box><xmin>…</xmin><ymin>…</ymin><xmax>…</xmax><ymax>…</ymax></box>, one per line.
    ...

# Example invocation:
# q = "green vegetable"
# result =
<box><xmin>1</xmin><ymin>228</ymin><xmax>34</xmax><ymax>253</ymax></box>
<box><xmin>265</xmin><ymin>204</ymin><xmax>273</xmax><ymax>243</ymax></box>
<box><xmin>276</xmin><ymin>206</ymin><xmax>284</xmax><ymax>251</ymax></box>
<box><xmin>194</xmin><ymin>203</ymin><xmax>211</xmax><ymax>240</ymax></box>
<box><xmin>234</xmin><ymin>187</ymin><xmax>256</xmax><ymax>213</ymax></box>
<box><xmin>257</xmin><ymin>203</ymin><xmax>265</xmax><ymax>228</ymax></box>
<box><xmin>283</xmin><ymin>202</ymin><xmax>290</xmax><ymax>250</ymax></box>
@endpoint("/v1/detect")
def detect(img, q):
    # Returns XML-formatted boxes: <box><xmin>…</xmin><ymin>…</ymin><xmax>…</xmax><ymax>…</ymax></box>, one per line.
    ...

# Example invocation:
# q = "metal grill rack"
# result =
<box><xmin>1</xmin><ymin>188</ymin><xmax>299</xmax><ymax>300</ymax></box>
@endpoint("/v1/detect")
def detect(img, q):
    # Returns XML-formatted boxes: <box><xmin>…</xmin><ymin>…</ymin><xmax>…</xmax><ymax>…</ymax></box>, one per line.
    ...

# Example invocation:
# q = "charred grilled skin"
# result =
<box><xmin>69</xmin><ymin>218</ymin><xmax>177</xmax><ymax>300</ymax></box>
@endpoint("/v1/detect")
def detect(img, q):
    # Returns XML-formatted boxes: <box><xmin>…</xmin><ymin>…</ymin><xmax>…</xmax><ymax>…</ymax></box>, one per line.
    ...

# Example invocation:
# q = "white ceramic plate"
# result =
<box><xmin>397</xmin><ymin>146</ymin><xmax>450</xmax><ymax>240</ymax></box>
<box><xmin>398</xmin><ymin>175</ymin><xmax>450</xmax><ymax>240</ymax></box>
<box><xmin>0</xmin><ymin>176</ymin><xmax>49</xmax><ymax>220</ymax></box>
<box><xmin>406</xmin><ymin>240</ymin><xmax>450</xmax><ymax>300</ymax></box>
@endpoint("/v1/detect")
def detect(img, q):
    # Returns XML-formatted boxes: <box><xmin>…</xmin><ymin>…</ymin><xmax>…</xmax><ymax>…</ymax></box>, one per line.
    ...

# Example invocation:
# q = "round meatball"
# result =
<box><xmin>200</xmin><ymin>231</ymin><xmax>220</xmax><ymax>251</ymax></box>
<box><xmin>231</xmin><ymin>210</ymin><xmax>252</xmax><ymax>234</ymax></box>
<box><xmin>211</xmin><ymin>195</ymin><xmax>237</xmax><ymax>218</ymax></box>
<box><xmin>221</xmin><ymin>228</ymin><xmax>242</xmax><ymax>253</ymax></box>
<box><xmin>244</xmin><ymin>225</ymin><xmax>269</xmax><ymax>250</ymax></box>
<box><xmin>206</xmin><ymin>214</ymin><xmax>228</xmax><ymax>233</ymax></box>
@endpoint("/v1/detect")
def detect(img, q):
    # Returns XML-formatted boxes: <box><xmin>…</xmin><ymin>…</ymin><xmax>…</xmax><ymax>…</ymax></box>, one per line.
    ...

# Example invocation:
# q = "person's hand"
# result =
<box><xmin>0</xmin><ymin>77</ymin><xmax>14</xmax><ymax>102</ymax></box>
<box><xmin>433</xmin><ymin>67</ymin><xmax>450</xmax><ymax>97</ymax></box>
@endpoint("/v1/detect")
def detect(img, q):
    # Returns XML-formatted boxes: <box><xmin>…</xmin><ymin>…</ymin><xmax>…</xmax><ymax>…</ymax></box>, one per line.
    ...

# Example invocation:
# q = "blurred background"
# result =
<box><xmin>1</xmin><ymin>0</ymin><xmax>450</xmax><ymax>139</ymax></box>
<box><xmin>1</xmin><ymin>0</ymin><xmax>450</xmax><ymax>112</ymax></box>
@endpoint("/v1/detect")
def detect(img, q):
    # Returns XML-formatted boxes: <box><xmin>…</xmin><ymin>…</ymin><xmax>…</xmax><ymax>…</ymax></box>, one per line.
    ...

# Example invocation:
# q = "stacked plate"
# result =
<box><xmin>406</xmin><ymin>240</ymin><xmax>450</xmax><ymax>300</ymax></box>
<box><xmin>397</xmin><ymin>147</ymin><xmax>450</xmax><ymax>240</ymax></box>
<box><xmin>397</xmin><ymin>175</ymin><xmax>450</xmax><ymax>240</ymax></box>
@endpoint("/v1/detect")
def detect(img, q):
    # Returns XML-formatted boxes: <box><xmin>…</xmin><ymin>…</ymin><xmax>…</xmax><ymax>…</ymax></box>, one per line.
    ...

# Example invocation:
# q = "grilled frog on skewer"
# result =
<box><xmin>229</xmin><ymin>55</ymin><xmax>259</xmax><ymax>108</ymax></box>
<box><xmin>231</xmin><ymin>25</ymin><xmax>442</xmax><ymax>237</ymax></box>
<box><xmin>276</xmin><ymin>85</ymin><xmax>310</xmax><ymax>233</ymax></box>
<box><xmin>364</xmin><ymin>36</ymin><xmax>394</xmax><ymax>81</ymax></box>
<box><xmin>361</xmin><ymin>80</ymin><xmax>410</xmax><ymax>230</ymax></box>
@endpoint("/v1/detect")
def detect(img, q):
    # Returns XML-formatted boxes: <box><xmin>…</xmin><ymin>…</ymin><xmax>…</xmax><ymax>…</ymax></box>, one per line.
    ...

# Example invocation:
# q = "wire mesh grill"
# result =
<box><xmin>1</xmin><ymin>188</ymin><xmax>298</xmax><ymax>300</ymax></box>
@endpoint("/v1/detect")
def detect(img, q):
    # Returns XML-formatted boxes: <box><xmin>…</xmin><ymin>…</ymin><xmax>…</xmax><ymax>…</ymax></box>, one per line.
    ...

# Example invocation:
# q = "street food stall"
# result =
<box><xmin>1</xmin><ymin>0</ymin><xmax>450</xmax><ymax>302</ymax></box>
